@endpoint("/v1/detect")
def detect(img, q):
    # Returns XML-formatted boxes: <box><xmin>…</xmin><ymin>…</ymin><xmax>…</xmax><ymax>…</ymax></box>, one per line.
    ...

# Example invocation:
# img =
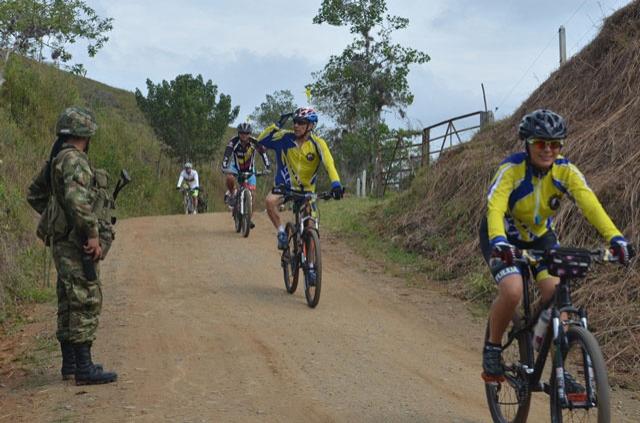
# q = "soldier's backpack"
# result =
<box><xmin>31</xmin><ymin>147</ymin><xmax>77</xmax><ymax>244</ymax></box>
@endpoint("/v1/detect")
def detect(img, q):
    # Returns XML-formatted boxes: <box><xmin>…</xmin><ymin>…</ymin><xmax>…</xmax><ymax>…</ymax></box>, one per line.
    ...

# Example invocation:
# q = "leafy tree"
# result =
<box><xmin>249</xmin><ymin>89</ymin><xmax>297</xmax><ymax>132</ymax></box>
<box><xmin>308</xmin><ymin>0</ymin><xmax>429</xmax><ymax>195</ymax></box>
<box><xmin>135</xmin><ymin>74</ymin><xmax>239</xmax><ymax>164</ymax></box>
<box><xmin>0</xmin><ymin>0</ymin><xmax>113</xmax><ymax>77</ymax></box>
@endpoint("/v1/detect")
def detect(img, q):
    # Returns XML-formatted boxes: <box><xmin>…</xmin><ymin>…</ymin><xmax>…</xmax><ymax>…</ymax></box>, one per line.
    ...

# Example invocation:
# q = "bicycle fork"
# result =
<box><xmin>552</xmin><ymin>310</ymin><xmax>569</xmax><ymax>407</ymax></box>
<box><xmin>580</xmin><ymin>309</ymin><xmax>597</xmax><ymax>407</ymax></box>
<box><xmin>552</xmin><ymin>308</ymin><xmax>596</xmax><ymax>408</ymax></box>
<box><xmin>239</xmin><ymin>190</ymin><xmax>245</xmax><ymax>215</ymax></box>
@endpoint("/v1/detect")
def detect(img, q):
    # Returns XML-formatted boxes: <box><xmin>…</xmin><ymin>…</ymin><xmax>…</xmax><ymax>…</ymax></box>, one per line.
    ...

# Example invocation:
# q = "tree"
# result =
<box><xmin>0</xmin><ymin>0</ymin><xmax>113</xmax><ymax>78</ymax></box>
<box><xmin>135</xmin><ymin>74</ymin><xmax>239</xmax><ymax>164</ymax></box>
<box><xmin>248</xmin><ymin>89</ymin><xmax>297</xmax><ymax>132</ymax></box>
<box><xmin>308</xmin><ymin>0</ymin><xmax>429</xmax><ymax>195</ymax></box>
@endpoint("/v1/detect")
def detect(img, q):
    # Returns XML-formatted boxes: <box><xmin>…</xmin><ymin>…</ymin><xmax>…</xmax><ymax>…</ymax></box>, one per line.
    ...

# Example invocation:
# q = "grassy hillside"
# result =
<box><xmin>325</xmin><ymin>2</ymin><xmax>640</xmax><ymax>388</ymax></box>
<box><xmin>0</xmin><ymin>55</ymin><xmax>234</xmax><ymax>322</ymax></box>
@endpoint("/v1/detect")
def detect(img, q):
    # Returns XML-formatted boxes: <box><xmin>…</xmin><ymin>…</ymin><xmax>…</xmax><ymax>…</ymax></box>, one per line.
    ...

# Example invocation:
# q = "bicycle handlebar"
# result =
<box><xmin>222</xmin><ymin>169</ymin><xmax>268</xmax><ymax>177</ymax></box>
<box><xmin>516</xmin><ymin>247</ymin><xmax>617</xmax><ymax>266</ymax></box>
<box><xmin>271</xmin><ymin>186</ymin><xmax>337</xmax><ymax>202</ymax></box>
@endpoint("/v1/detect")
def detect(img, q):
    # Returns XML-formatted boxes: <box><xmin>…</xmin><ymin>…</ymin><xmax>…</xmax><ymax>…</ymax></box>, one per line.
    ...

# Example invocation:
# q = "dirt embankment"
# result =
<box><xmin>375</xmin><ymin>1</ymin><xmax>640</xmax><ymax>387</ymax></box>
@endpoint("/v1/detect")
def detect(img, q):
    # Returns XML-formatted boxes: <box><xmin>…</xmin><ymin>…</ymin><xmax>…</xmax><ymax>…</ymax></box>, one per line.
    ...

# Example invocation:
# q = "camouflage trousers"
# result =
<box><xmin>52</xmin><ymin>237</ymin><xmax>102</xmax><ymax>344</ymax></box>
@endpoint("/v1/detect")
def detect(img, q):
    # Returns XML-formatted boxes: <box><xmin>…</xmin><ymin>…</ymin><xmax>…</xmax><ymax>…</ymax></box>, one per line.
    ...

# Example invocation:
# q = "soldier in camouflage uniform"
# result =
<box><xmin>27</xmin><ymin>107</ymin><xmax>117</xmax><ymax>385</ymax></box>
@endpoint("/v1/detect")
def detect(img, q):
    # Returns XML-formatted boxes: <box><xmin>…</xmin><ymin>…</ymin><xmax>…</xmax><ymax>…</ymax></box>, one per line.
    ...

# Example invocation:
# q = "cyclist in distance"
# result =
<box><xmin>480</xmin><ymin>109</ymin><xmax>635</xmax><ymax>384</ymax></box>
<box><xmin>176</xmin><ymin>162</ymin><xmax>200</xmax><ymax>214</ymax></box>
<box><xmin>257</xmin><ymin>107</ymin><xmax>343</xmax><ymax>250</ymax></box>
<box><xmin>221</xmin><ymin>122</ymin><xmax>271</xmax><ymax>226</ymax></box>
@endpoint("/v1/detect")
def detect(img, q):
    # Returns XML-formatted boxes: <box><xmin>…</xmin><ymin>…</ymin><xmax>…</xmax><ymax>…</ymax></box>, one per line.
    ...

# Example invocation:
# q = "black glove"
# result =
<box><xmin>277</xmin><ymin>112</ymin><xmax>294</xmax><ymax>128</ymax></box>
<box><xmin>491</xmin><ymin>241</ymin><xmax>516</xmax><ymax>266</ymax></box>
<box><xmin>610</xmin><ymin>238</ymin><xmax>635</xmax><ymax>265</ymax></box>
<box><xmin>331</xmin><ymin>182</ymin><xmax>344</xmax><ymax>200</ymax></box>
<box><xmin>176</xmin><ymin>186</ymin><xmax>180</xmax><ymax>190</ymax></box>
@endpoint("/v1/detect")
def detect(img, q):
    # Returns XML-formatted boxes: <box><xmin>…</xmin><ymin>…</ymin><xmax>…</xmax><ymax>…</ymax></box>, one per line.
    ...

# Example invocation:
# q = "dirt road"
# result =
<box><xmin>1</xmin><ymin>212</ymin><xmax>638</xmax><ymax>422</ymax></box>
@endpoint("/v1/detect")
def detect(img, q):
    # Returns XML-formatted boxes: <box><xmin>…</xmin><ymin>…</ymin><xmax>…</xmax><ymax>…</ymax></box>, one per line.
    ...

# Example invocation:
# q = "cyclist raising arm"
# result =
<box><xmin>257</xmin><ymin>107</ymin><xmax>343</xmax><ymax>250</ymax></box>
<box><xmin>176</xmin><ymin>162</ymin><xmax>200</xmax><ymax>214</ymax></box>
<box><xmin>480</xmin><ymin>109</ymin><xmax>635</xmax><ymax>382</ymax></box>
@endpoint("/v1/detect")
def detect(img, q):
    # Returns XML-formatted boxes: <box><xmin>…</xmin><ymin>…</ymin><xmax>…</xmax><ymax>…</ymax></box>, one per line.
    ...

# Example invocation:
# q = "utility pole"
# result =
<box><xmin>559</xmin><ymin>26</ymin><xmax>567</xmax><ymax>65</ymax></box>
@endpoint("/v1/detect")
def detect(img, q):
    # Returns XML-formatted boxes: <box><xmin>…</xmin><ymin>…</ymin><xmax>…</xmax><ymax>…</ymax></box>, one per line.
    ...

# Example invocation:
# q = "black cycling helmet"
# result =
<box><xmin>237</xmin><ymin>122</ymin><xmax>252</xmax><ymax>134</ymax></box>
<box><xmin>518</xmin><ymin>109</ymin><xmax>567</xmax><ymax>140</ymax></box>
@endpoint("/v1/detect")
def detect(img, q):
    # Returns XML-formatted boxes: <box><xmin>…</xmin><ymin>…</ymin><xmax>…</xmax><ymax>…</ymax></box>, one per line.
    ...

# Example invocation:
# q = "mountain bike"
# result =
<box><xmin>275</xmin><ymin>186</ymin><xmax>340</xmax><ymax>308</ymax></box>
<box><xmin>228</xmin><ymin>171</ymin><xmax>265</xmax><ymax>238</ymax></box>
<box><xmin>484</xmin><ymin>246</ymin><xmax>618</xmax><ymax>423</ymax></box>
<box><xmin>180</xmin><ymin>186</ymin><xmax>197</xmax><ymax>215</ymax></box>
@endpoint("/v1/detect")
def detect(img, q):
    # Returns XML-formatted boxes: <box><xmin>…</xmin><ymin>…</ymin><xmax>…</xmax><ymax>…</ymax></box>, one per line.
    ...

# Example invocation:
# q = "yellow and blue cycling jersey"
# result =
<box><xmin>257</xmin><ymin>124</ymin><xmax>341</xmax><ymax>192</ymax></box>
<box><xmin>487</xmin><ymin>152</ymin><xmax>622</xmax><ymax>246</ymax></box>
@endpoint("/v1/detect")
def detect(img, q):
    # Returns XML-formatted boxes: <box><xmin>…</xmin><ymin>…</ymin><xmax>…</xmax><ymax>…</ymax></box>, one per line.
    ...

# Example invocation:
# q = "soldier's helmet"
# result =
<box><xmin>56</xmin><ymin>106</ymin><xmax>98</xmax><ymax>138</ymax></box>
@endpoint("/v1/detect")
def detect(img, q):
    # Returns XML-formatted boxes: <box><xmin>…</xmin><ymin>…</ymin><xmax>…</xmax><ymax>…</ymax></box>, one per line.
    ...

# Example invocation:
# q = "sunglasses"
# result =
<box><xmin>238</xmin><ymin>131</ymin><xmax>251</xmax><ymax>135</ymax></box>
<box><xmin>527</xmin><ymin>138</ymin><xmax>564</xmax><ymax>151</ymax></box>
<box><xmin>293</xmin><ymin>118</ymin><xmax>308</xmax><ymax>125</ymax></box>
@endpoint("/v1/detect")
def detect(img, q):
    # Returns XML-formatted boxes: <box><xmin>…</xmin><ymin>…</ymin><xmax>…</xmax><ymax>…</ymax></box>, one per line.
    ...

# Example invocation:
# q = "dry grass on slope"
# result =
<box><xmin>373</xmin><ymin>2</ymin><xmax>640</xmax><ymax>387</ymax></box>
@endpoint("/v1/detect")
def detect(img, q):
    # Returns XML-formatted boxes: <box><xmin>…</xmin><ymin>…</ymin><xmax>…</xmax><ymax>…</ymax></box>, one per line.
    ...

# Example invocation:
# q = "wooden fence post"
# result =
<box><xmin>422</xmin><ymin>128</ymin><xmax>430</xmax><ymax>167</ymax></box>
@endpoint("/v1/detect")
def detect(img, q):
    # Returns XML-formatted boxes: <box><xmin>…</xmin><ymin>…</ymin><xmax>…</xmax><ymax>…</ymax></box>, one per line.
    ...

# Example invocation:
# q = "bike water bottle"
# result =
<box><xmin>533</xmin><ymin>308</ymin><xmax>551</xmax><ymax>351</ymax></box>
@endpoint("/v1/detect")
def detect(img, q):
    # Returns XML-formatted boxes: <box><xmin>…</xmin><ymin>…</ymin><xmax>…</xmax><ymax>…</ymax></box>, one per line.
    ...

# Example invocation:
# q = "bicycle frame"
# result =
<box><xmin>233</xmin><ymin>171</ymin><xmax>263</xmax><ymax>216</ymax></box>
<box><xmin>505</xmin><ymin>248</ymin><xmax>613</xmax><ymax>410</ymax></box>
<box><xmin>181</xmin><ymin>187</ymin><xmax>196</xmax><ymax>213</ymax></box>
<box><xmin>291</xmin><ymin>194</ymin><xmax>319</xmax><ymax>235</ymax></box>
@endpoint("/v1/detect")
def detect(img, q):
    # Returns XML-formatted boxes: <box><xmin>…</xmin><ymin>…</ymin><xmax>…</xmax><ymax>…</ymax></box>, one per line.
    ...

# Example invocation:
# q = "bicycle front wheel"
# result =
<box><xmin>484</xmin><ymin>315</ymin><xmax>532</xmax><ymax>423</ymax></box>
<box><xmin>241</xmin><ymin>190</ymin><xmax>252</xmax><ymax>238</ymax></box>
<box><xmin>550</xmin><ymin>325</ymin><xmax>610</xmax><ymax>423</ymax></box>
<box><xmin>233</xmin><ymin>193</ymin><xmax>242</xmax><ymax>233</ymax></box>
<box><xmin>302</xmin><ymin>228</ymin><xmax>322</xmax><ymax>308</ymax></box>
<box><xmin>281</xmin><ymin>222</ymin><xmax>299</xmax><ymax>294</ymax></box>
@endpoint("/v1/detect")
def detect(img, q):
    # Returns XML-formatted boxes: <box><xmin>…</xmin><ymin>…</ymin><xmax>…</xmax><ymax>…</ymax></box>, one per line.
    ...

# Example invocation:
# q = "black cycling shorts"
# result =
<box><xmin>479</xmin><ymin>217</ymin><xmax>558</xmax><ymax>283</ymax></box>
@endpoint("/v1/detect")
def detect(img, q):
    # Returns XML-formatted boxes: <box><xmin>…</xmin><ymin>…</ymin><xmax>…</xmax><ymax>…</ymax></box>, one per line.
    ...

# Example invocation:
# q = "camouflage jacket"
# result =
<box><xmin>47</xmin><ymin>144</ymin><xmax>99</xmax><ymax>240</ymax></box>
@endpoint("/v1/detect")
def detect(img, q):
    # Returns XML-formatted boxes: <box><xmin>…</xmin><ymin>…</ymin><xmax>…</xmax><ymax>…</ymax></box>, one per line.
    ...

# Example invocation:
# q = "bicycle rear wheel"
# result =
<box><xmin>550</xmin><ymin>325</ymin><xmax>610</xmax><ymax>423</ymax></box>
<box><xmin>302</xmin><ymin>228</ymin><xmax>322</xmax><ymax>308</ymax></box>
<box><xmin>281</xmin><ymin>222</ymin><xmax>299</xmax><ymax>294</ymax></box>
<box><xmin>241</xmin><ymin>190</ymin><xmax>252</xmax><ymax>237</ymax></box>
<box><xmin>484</xmin><ymin>315</ymin><xmax>532</xmax><ymax>423</ymax></box>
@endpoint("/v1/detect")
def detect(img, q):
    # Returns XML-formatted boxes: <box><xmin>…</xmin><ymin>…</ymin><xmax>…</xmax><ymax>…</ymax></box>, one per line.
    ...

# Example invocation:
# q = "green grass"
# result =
<box><xmin>0</xmin><ymin>54</ymin><xmax>232</xmax><ymax>322</ymax></box>
<box><xmin>321</xmin><ymin>197</ymin><xmax>439</xmax><ymax>283</ymax></box>
<box><xmin>321</xmin><ymin>197</ymin><xmax>496</xmax><ymax>312</ymax></box>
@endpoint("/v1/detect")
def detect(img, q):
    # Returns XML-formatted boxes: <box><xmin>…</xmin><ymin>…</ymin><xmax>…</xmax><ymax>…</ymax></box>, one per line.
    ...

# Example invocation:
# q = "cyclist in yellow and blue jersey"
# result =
<box><xmin>257</xmin><ymin>107</ymin><xmax>343</xmax><ymax>250</ymax></box>
<box><xmin>480</xmin><ymin>109</ymin><xmax>635</xmax><ymax>382</ymax></box>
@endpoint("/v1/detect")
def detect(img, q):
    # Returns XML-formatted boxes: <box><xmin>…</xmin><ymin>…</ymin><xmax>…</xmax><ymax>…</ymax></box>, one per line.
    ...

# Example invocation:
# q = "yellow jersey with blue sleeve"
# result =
<box><xmin>257</xmin><ymin>124</ymin><xmax>341</xmax><ymax>192</ymax></box>
<box><xmin>487</xmin><ymin>152</ymin><xmax>622</xmax><ymax>246</ymax></box>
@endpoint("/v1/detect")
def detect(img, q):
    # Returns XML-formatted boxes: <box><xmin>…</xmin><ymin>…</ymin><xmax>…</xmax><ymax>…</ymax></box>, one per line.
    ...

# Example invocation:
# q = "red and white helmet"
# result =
<box><xmin>293</xmin><ymin>107</ymin><xmax>318</xmax><ymax>123</ymax></box>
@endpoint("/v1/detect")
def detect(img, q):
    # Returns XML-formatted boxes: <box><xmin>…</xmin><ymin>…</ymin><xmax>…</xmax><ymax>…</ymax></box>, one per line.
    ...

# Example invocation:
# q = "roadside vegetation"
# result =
<box><xmin>323</xmin><ymin>3</ymin><xmax>640</xmax><ymax>388</ymax></box>
<box><xmin>0</xmin><ymin>55</ymin><xmax>233</xmax><ymax>322</ymax></box>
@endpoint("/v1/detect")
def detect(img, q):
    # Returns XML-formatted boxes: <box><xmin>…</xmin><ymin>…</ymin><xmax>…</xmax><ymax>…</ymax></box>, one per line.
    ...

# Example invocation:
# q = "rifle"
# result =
<box><xmin>110</xmin><ymin>169</ymin><xmax>131</xmax><ymax>224</ymax></box>
<box><xmin>113</xmin><ymin>169</ymin><xmax>131</xmax><ymax>202</ymax></box>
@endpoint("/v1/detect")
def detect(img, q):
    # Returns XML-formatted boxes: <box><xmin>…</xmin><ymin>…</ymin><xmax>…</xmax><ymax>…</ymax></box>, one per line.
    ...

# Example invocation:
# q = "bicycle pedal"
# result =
<box><xmin>481</xmin><ymin>372</ymin><xmax>506</xmax><ymax>383</ymax></box>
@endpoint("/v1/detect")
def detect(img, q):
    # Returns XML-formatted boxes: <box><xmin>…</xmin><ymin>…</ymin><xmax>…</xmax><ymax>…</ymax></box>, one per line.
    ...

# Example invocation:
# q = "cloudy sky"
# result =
<box><xmin>69</xmin><ymin>0</ymin><xmax>632</xmax><ymax>129</ymax></box>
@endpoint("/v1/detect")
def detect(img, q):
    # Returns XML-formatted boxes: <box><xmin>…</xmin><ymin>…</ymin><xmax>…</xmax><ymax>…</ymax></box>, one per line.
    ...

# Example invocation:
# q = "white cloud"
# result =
<box><xmin>69</xmin><ymin>0</ymin><xmax>633</xmax><ymax>127</ymax></box>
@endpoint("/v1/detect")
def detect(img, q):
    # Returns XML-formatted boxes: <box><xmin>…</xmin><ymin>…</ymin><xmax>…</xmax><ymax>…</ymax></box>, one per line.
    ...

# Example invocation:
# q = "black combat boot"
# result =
<box><xmin>60</xmin><ymin>341</ymin><xmax>76</xmax><ymax>380</ymax></box>
<box><xmin>73</xmin><ymin>342</ymin><xmax>117</xmax><ymax>385</ymax></box>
